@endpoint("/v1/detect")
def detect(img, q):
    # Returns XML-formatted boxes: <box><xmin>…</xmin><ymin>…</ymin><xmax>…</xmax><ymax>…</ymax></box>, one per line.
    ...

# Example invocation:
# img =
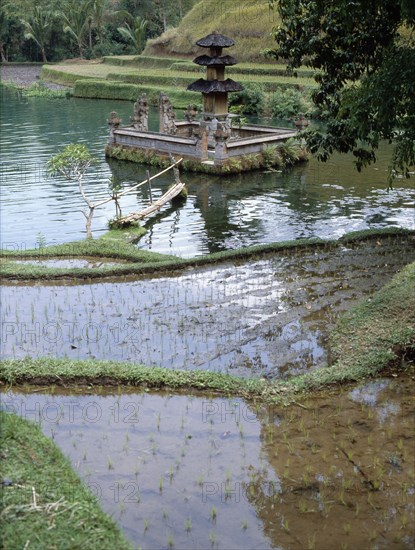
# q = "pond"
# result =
<box><xmin>2</xmin><ymin>372</ymin><xmax>414</xmax><ymax>549</ymax></box>
<box><xmin>1</xmin><ymin>88</ymin><xmax>414</xmax><ymax>258</ymax></box>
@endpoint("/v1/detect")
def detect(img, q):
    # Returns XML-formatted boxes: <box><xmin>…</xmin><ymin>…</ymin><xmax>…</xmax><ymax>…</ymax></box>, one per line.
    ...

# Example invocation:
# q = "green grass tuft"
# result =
<box><xmin>0</xmin><ymin>411</ymin><xmax>132</xmax><ymax>549</ymax></box>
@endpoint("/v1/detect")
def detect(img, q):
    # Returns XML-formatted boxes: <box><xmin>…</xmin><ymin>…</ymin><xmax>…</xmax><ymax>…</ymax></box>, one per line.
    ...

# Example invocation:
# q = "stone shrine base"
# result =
<box><xmin>106</xmin><ymin>122</ymin><xmax>308</xmax><ymax>174</ymax></box>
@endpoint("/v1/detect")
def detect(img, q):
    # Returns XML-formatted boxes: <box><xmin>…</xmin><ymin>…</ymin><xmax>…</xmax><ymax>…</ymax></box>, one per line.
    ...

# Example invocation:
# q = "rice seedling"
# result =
<box><xmin>211</xmin><ymin>506</ymin><xmax>217</xmax><ymax>520</ymax></box>
<box><xmin>343</xmin><ymin>523</ymin><xmax>351</xmax><ymax>535</ymax></box>
<box><xmin>282</xmin><ymin>518</ymin><xmax>290</xmax><ymax>533</ymax></box>
<box><xmin>185</xmin><ymin>518</ymin><xmax>192</xmax><ymax>532</ymax></box>
<box><xmin>196</xmin><ymin>473</ymin><xmax>205</xmax><ymax>486</ymax></box>
<box><xmin>401</xmin><ymin>514</ymin><xmax>408</xmax><ymax>529</ymax></box>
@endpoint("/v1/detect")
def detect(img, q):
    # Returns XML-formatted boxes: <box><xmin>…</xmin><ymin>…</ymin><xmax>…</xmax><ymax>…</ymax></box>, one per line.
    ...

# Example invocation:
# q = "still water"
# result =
<box><xmin>2</xmin><ymin>374</ymin><xmax>414</xmax><ymax>549</ymax></box>
<box><xmin>2</xmin><ymin>235</ymin><xmax>414</xmax><ymax>376</ymax></box>
<box><xmin>1</xmin><ymin>88</ymin><xmax>414</xmax><ymax>257</ymax></box>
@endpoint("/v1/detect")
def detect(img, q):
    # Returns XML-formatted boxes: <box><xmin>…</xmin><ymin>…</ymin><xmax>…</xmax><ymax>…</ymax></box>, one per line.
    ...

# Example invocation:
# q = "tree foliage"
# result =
<box><xmin>268</xmin><ymin>0</ymin><xmax>415</xmax><ymax>184</ymax></box>
<box><xmin>117</xmin><ymin>14</ymin><xmax>148</xmax><ymax>53</ymax></box>
<box><xmin>0</xmin><ymin>0</ymin><xmax>197</xmax><ymax>61</ymax></box>
<box><xmin>21</xmin><ymin>6</ymin><xmax>55</xmax><ymax>62</ymax></box>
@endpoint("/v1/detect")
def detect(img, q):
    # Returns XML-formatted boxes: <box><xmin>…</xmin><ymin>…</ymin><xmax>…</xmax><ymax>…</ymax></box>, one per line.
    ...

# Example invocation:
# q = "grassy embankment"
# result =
<box><xmin>1</xmin><ymin>229</ymin><xmax>414</xmax><ymax>404</ymax></box>
<box><xmin>2</xmin><ymin>228</ymin><xmax>410</xmax><ymax>282</ymax></box>
<box><xmin>0</xmin><ymin>411</ymin><xmax>132</xmax><ymax>549</ymax></box>
<box><xmin>40</xmin><ymin>55</ymin><xmax>316</xmax><ymax>109</ymax></box>
<box><xmin>0</xmin><ymin>227</ymin><xmax>180</xmax><ymax>280</ymax></box>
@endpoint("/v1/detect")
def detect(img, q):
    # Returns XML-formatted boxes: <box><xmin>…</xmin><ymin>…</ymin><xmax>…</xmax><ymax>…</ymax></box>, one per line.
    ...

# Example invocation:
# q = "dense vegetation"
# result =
<box><xmin>0</xmin><ymin>0</ymin><xmax>197</xmax><ymax>62</ymax></box>
<box><xmin>268</xmin><ymin>0</ymin><xmax>415</xmax><ymax>183</ymax></box>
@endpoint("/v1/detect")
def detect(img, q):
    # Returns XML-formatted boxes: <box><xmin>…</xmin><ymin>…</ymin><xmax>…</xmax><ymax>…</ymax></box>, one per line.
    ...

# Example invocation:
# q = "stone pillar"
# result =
<box><xmin>159</xmin><ymin>92</ymin><xmax>177</xmax><ymax>134</ymax></box>
<box><xmin>107</xmin><ymin>111</ymin><xmax>121</xmax><ymax>143</ymax></box>
<box><xmin>214</xmin><ymin>123</ymin><xmax>230</xmax><ymax>165</ymax></box>
<box><xmin>195</xmin><ymin>121</ymin><xmax>208</xmax><ymax>161</ymax></box>
<box><xmin>131</xmin><ymin>93</ymin><xmax>148</xmax><ymax>131</ymax></box>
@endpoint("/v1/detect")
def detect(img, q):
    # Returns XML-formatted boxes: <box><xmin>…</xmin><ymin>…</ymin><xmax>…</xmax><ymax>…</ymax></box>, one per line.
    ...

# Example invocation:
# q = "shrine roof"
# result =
<box><xmin>187</xmin><ymin>78</ymin><xmax>244</xmax><ymax>93</ymax></box>
<box><xmin>193</xmin><ymin>54</ymin><xmax>237</xmax><ymax>66</ymax></box>
<box><xmin>196</xmin><ymin>32</ymin><xmax>235</xmax><ymax>48</ymax></box>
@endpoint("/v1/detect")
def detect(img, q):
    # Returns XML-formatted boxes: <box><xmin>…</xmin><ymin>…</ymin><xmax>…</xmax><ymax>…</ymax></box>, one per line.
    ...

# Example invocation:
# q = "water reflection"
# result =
<box><xmin>2</xmin><ymin>372</ymin><xmax>414</xmax><ymax>549</ymax></box>
<box><xmin>2</xmin><ymin>235</ymin><xmax>414</xmax><ymax>376</ymax></box>
<box><xmin>1</xmin><ymin>88</ymin><xmax>414</xmax><ymax>256</ymax></box>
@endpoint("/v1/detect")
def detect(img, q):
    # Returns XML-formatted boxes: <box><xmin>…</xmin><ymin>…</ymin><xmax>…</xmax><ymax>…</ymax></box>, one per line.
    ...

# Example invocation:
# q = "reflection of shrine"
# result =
<box><xmin>106</xmin><ymin>32</ymin><xmax>298</xmax><ymax>173</ymax></box>
<box><xmin>106</xmin><ymin>155</ymin><xmax>318</xmax><ymax>254</ymax></box>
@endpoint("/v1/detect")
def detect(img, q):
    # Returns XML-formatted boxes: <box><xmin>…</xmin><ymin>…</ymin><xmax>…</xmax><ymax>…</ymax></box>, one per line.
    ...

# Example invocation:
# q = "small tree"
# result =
<box><xmin>48</xmin><ymin>143</ymin><xmax>183</xmax><ymax>238</ymax></box>
<box><xmin>21</xmin><ymin>6</ymin><xmax>54</xmax><ymax>63</ymax></box>
<box><xmin>61</xmin><ymin>0</ymin><xmax>91</xmax><ymax>58</ymax></box>
<box><xmin>117</xmin><ymin>15</ymin><xmax>148</xmax><ymax>54</ymax></box>
<box><xmin>48</xmin><ymin>144</ymin><xmax>99</xmax><ymax>238</ymax></box>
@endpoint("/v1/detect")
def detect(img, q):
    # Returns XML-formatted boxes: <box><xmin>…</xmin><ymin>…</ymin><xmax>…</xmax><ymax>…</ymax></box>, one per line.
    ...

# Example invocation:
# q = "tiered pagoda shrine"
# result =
<box><xmin>187</xmin><ymin>32</ymin><xmax>243</xmax><ymax>121</ymax></box>
<box><xmin>106</xmin><ymin>33</ymin><xmax>300</xmax><ymax>172</ymax></box>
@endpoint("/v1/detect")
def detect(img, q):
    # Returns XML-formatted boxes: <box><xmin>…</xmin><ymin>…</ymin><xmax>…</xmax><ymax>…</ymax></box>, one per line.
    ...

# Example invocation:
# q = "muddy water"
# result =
<box><xmin>2</xmin><ymin>235</ymin><xmax>415</xmax><ymax>378</ymax></box>
<box><xmin>2</xmin><ymin>372</ymin><xmax>414</xmax><ymax>549</ymax></box>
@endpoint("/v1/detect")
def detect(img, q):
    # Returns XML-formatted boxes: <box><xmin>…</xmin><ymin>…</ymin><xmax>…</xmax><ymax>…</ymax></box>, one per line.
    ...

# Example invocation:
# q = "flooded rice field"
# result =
<box><xmin>2</xmin><ymin>372</ymin><xmax>414</xmax><ymax>549</ymax></box>
<box><xmin>2</xmin><ymin>235</ymin><xmax>415</xmax><ymax>378</ymax></box>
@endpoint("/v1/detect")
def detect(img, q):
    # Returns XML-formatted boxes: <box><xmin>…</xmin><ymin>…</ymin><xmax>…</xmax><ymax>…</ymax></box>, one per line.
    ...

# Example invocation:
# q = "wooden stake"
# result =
<box><xmin>146</xmin><ymin>170</ymin><xmax>153</xmax><ymax>203</ymax></box>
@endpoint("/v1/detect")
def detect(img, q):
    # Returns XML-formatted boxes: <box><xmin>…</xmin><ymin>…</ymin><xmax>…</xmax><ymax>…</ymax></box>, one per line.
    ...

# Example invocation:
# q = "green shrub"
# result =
<box><xmin>24</xmin><ymin>82</ymin><xmax>70</xmax><ymax>99</ymax></box>
<box><xmin>86</xmin><ymin>41</ymin><xmax>126</xmax><ymax>59</ymax></box>
<box><xmin>268</xmin><ymin>88</ymin><xmax>316</xmax><ymax>118</ymax></box>
<box><xmin>277</xmin><ymin>139</ymin><xmax>301</xmax><ymax>165</ymax></box>
<box><xmin>229</xmin><ymin>83</ymin><xmax>265</xmax><ymax>115</ymax></box>
<box><xmin>261</xmin><ymin>146</ymin><xmax>283</xmax><ymax>169</ymax></box>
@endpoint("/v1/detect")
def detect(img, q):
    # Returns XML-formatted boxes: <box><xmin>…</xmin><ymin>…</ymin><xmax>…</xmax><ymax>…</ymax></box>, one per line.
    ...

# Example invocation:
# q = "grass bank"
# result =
<box><xmin>0</xmin><ymin>227</ymin><xmax>180</xmax><ymax>280</ymax></box>
<box><xmin>0</xmin><ymin>411</ymin><xmax>132</xmax><ymax>549</ymax></box>
<box><xmin>40</xmin><ymin>58</ymin><xmax>316</xmax><ymax>113</ymax></box>
<box><xmin>73</xmin><ymin>79</ymin><xmax>199</xmax><ymax>108</ymax></box>
<box><xmin>1</xmin><ymin>228</ymin><xmax>413</xmax><ymax>281</ymax></box>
